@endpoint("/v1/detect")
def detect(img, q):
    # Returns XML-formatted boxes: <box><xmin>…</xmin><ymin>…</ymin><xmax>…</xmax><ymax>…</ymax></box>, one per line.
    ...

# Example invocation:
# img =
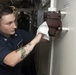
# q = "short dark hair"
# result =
<box><xmin>0</xmin><ymin>6</ymin><xmax>13</xmax><ymax>19</ymax></box>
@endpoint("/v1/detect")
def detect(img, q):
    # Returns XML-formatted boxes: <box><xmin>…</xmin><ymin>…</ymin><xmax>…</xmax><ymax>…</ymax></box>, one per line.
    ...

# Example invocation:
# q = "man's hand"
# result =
<box><xmin>37</xmin><ymin>21</ymin><xmax>49</xmax><ymax>40</ymax></box>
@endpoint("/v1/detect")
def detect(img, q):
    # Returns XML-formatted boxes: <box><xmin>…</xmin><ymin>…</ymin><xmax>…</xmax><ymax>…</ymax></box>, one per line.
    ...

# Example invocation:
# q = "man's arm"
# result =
<box><xmin>3</xmin><ymin>33</ymin><xmax>42</xmax><ymax>67</ymax></box>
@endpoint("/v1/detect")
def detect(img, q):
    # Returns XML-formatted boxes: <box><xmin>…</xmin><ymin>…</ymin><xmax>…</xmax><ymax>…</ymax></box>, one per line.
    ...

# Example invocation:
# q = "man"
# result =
<box><xmin>0</xmin><ymin>6</ymin><xmax>49</xmax><ymax>75</ymax></box>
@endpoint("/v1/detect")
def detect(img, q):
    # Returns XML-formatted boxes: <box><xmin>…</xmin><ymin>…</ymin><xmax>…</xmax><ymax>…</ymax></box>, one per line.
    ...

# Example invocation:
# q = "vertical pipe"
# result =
<box><xmin>50</xmin><ymin>37</ymin><xmax>55</xmax><ymax>75</ymax></box>
<box><xmin>48</xmin><ymin>0</ymin><xmax>56</xmax><ymax>11</ymax></box>
<box><xmin>50</xmin><ymin>0</ymin><xmax>55</xmax><ymax>8</ymax></box>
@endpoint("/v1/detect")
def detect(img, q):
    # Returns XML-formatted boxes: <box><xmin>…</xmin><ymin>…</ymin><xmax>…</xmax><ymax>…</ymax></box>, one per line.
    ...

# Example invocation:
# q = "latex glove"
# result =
<box><xmin>37</xmin><ymin>21</ymin><xmax>49</xmax><ymax>40</ymax></box>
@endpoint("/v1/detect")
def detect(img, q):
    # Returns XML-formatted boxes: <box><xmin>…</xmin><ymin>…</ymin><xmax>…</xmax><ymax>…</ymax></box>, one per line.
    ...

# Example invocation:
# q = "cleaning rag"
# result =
<box><xmin>37</xmin><ymin>21</ymin><xmax>49</xmax><ymax>40</ymax></box>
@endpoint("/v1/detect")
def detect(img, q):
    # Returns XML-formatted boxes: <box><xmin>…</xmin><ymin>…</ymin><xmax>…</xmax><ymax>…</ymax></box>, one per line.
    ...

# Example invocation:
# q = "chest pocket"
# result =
<box><xmin>17</xmin><ymin>39</ymin><xmax>23</xmax><ymax>48</ymax></box>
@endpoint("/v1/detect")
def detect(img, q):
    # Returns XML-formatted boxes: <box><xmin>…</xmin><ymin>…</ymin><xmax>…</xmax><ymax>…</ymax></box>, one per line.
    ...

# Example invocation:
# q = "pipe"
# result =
<box><xmin>50</xmin><ymin>0</ymin><xmax>54</xmax><ymax>8</ymax></box>
<box><xmin>61</xmin><ymin>12</ymin><xmax>67</xmax><ymax>15</ymax></box>
<box><xmin>48</xmin><ymin>0</ymin><xmax>56</xmax><ymax>11</ymax></box>
<box><xmin>62</xmin><ymin>27</ymin><xmax>69</xmax><ymax>31</ymax></box>
<box><xmin>49</xmin><ymin>37</ymin><xmax>55</xmax><ymax>75</ymax></box>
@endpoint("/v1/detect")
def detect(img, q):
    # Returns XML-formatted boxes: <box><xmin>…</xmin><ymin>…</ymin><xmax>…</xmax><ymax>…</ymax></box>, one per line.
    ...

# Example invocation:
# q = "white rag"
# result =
<box><xmin>37</xmin><ymin>21</ymin><xmax>49</xmax><ymax>40</ymax></box>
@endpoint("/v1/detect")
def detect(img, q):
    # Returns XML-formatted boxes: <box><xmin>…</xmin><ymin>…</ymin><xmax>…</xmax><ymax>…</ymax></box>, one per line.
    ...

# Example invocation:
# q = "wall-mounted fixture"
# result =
<box><xmin>44</xmin><ymin>10</ymin><xmax>62</xmax><ymax>36</ymax></box>
<box><xmin>44</xmin><ymin>0</ymin><xmax>69</xmax><ymax>75</ymax></box>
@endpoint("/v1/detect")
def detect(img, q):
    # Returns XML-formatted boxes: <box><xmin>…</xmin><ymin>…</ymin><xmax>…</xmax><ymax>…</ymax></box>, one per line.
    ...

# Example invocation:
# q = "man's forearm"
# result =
<box><xmin>3</xmin><ymin>33</ymin><xmax>43</xmax><ymax>67</ymax></box>
<box><xmin>30</xmin><ymin>33</ymin><xmax>43</xmax><ymax>45</ymax></box>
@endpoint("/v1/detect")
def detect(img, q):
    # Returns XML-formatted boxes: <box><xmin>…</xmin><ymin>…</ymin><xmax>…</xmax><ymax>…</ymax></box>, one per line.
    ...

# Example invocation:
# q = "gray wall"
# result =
<box><xmin>53</xmin><ymin>0</ymin><xmax>76</xmax><ymax>75</ymax></box>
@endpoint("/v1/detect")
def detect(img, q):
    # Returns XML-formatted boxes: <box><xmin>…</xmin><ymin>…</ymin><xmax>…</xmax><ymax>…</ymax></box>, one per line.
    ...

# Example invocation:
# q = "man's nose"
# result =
<box><xmin>12</xmin><ymin>22</ymin><xmax>17</xmax><ymax>29</ymax></box>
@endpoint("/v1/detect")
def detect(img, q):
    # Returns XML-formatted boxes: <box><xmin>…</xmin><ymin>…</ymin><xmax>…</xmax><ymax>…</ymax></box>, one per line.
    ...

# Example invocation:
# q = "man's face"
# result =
<box><xmin>0</xmin><ymin>13</ymin><xmax>17</xmax><ymax>37</ymax></box>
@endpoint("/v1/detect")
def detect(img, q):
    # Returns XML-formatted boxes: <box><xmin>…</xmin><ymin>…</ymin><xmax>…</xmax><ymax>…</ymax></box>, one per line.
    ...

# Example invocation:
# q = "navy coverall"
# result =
<box><xmin>0</xmin><ymin>29</ymin><xmax>35</xmax><ymax>75</ymax></box>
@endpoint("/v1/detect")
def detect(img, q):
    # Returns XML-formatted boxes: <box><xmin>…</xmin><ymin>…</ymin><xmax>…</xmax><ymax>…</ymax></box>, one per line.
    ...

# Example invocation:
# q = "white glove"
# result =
<box><xmin>37</xmin><ymin>21</ymin><xmax>49</xmax><ymax>40</ymax></box>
